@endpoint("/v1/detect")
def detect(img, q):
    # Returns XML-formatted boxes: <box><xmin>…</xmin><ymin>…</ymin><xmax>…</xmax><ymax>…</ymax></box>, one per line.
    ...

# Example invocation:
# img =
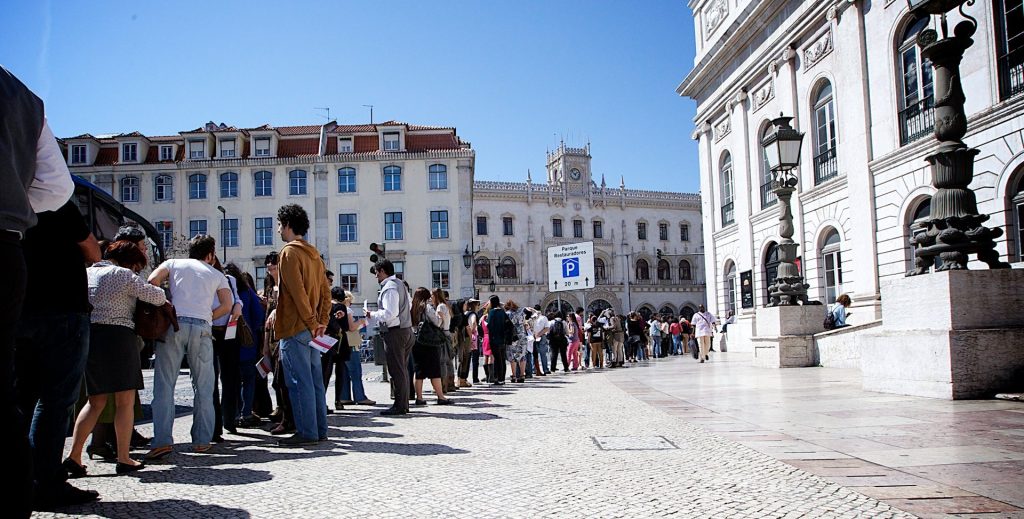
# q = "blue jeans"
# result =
<box><xmin>15</xmin><ymin>312</ymin><xmax>89</xmax><ymax>491</ymax></box>
<box><xmin>279</xmin><ymin>330</ymin><xmax>327</xmax><ymax>441</ymax></box>
<box><xmin>636</xmin><ymin>341</ymin><xmax>646</xmax><ymax>360</ymax></box>
<box><xmin>672</xmin><ymin>334</ymin><xmax>682</xmax><ymax>354</ymax></box>
<box><xmin>239</xmin><ymin>362</ymin><xmax>258</xmax><ymax>417</ymax></box>
<box><xmin>339</xmin><ymin>352</ymin><xmax>367</xmax><ymax>402</ymax></box>
<box><xmin>152</xmin><ymin>316</ymin><xmax>216</xmax><ymax>448</ymax></box>
<box><xmin>536</xmin><ymin>337</ymin><xmax>550</xmax><ymax>374</ymax></box>
<box><xmin>652</xmin><ymin>335</ymin><xmax>662</xmax><ymax>357</ymax></box>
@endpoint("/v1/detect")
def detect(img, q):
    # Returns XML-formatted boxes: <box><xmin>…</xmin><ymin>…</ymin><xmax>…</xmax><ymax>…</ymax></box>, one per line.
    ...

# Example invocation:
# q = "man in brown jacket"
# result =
<box><xmin>274</xmin><ymin>204</ymin><xmax>331</xmax><ymax>446</ymax></box>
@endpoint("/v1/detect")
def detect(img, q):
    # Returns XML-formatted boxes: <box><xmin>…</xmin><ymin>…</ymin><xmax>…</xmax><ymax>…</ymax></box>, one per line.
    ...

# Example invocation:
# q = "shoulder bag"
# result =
<box><xmin>134</xmin><ymin>301</ymin><xmax>179</xmax><ymax>340</ymax></box>
<box><xmin>416</xmin><ymin>308</ymin><xmax>448</xmax><ymax>348</ymax></box>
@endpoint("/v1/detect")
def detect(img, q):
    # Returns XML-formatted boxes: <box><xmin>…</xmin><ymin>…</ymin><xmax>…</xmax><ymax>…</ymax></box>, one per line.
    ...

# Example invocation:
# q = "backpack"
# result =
<box><xmin>449</xmin><ymin>301</ymin><xmax>464</xmax><ymax>333</ymax></box>
<box><xmin>550</xmin><ymin>319</ymin><xmax>566</xmax><ymax>340</ymax></box>
<box><xmin>823</xmin><ymin>306</ymin><xmax>837</xmax><ymax>330</ymax></box>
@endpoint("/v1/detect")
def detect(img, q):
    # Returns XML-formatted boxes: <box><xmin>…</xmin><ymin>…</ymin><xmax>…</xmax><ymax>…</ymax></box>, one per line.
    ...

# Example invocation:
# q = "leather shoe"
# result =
<box><xmin>270</xmin><ymin>424</ymin><xmax>295</xmax><ymax>435</ymax></box>
<box><xmin>33</xmin><ymin>482</ymin><xmax>99</xmax><ymax>511</ymax></box>
<box><xmin>130</xmin><ymin>429</ymin><xmax>151</xmax><ymax>449</ymax></box>
<box><xmin>115</xmin><ymin>460</ymin><xmax>145</xmax><ymax>474</ymax></box>
<box><xmin>62</xmin><ymin>457</ymin><xmax>86</xmax><ymax>478</ymax></box>
<box><xmin>380</xmin><ymin>408</ymin><xmax>408</xmax><ymax>416</ymax></box>
<box><xmin>278</xmin><ymin>434</ymin><xmax>317</xmax><ymax>446</ymax></box>
<box><xmin>86</xmin><ymin>443</ymin><xmax>116</xmax><ymax>461</ymax></box>
<box><xmin>355</xmin><ymin>399</ymin><xmax>376</xmax><ymax>406</ymax></box>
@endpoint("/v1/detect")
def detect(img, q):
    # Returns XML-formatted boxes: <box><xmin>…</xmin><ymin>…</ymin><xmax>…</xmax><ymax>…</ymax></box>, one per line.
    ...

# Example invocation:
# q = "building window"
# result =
<box><xmin>721</xmin><ymin>152</ymin><xmax>735</xmax><ymax>225</ymax></box>
<box><xmin>189</xmin><ymin>173</ymin><xmax>207</xmax><ymax>200</ymax></box>
<box><xmin>497</xmin><ymin>256</ymin><xmax>517</xmax><ymax>280</ymax></box>
<box><xmin>593</xmin><ymin>221</ymin><xmax>603</xmax><ymax>239</ymax></box>
<box><xmin>474</xmin><ymin>257</ymin><xmax>492</xmax><ymax>282</ymax></box>
<box><xmin>220</xmin><ymin>172</ymin><xmax>238</xmax><ymax>198</ymax></box>
<box><xmin>594</xmin><ymin>258</ymin><xmax>606</xmax><ymax>282</ymax></box>
<box><xmin>658</xmin><ymin>222</ymin><xmax>668</xmax><ymax>241</ymax></box>
<box><xmin>573</xmin><ymin>219</ymin><xmax>583</xmax><ymax>238</ymax></box>
<box><xmin>393</xmin><ymin>260</ymin><xmax>405</xmax><ymax>280</ymax></box>
<box><xmin>898</xmin><ymin>15</ymin><xmax>936</xmax><ymax>145</ymax></box>
<box><xmin>637</xmin><ymin>222</ymin><xmax>647</xmax><ymax>240</ymax></box>
<box><xmin>189</xmin><ymin>219</ymin><xmax>207</xmax><ymax>238</ymax></box>
<box><xmin>680</xmin><ymin>223</ymin><xmax>689</xmax><ymax>241</ymax></box>
<box><xmin>220</xmin><ymin>139</ymin><xmax>236</xmax><ymax>158</ymax></box>
<box><xmin>430</xmin><ymin>210</ymin><xmax>449</xmax><ymax>239</ymax></box>
<box><xmin>1010</xmin><ymin>175</ymin><xmax>1024</xmax><ymax>261</ymax></box>
<box><xmin>760</xmin><ymin>124</ymin><xmax>778</xmax><ymax>209</ymax></box>
<box><xmin>764</xmin><ymin>242</ymin><xmax>780</xmax><ymax>305</ymax></box>
<box><xmin>552</xmin><ymin>218</ymin><xmax>563</xmax><ymax>238</ymax></box>
<box><xmin>383</xmin><ymin>132</ymin><xmax>400</xmax><ymax>151</ymax></box>
<box><xmin>476</xmin><ymin>216</ymin><xmax>488</xmax><ymax>236</ymax></box>
<box><xmin>122</xmin><ymin>143</ymin><xmax>137</xmax><ymax>162</ymax></box>
<box><xmin>428</xmin><ymin>164</ymin><xmax>448</xmax><ymax>190</ymax></box>
<box><xmin>383</xmin><ymin>165</ymin><xmax>402</xmax><ymax>191</ymax></box>
<box><xmin>338</xmin><ymin>137</ymin><xmax>353</xmax><ymax>153</ymax></box>
<box><xmin>189</xmin><ymin>140</ymin><xmax>205</xmax><ymax>159</ymax></box>
<box><xmin>385</xmin><ymin>212</ymin><xmax>403</xmax><ymax>240</ymax></box>
<box><xmin>255</xmin><ymin>217</ymin><xmax>273</xmax><ymax>246</ymax></box>
<box><xmin>254</xmin><ymin>170</ymin><xmax>272</xmax><ymax>197</ymax></box>
<box><xmin>679</xmin><ymin>260</ymin><xmax>692</xmax><ymax>281</ymax></box>
<box><xmin>220</xmin><ymin>218</ymin><xmax>238</xmax><ymax>248</ymax></box>
<box><xmin>635</xmin><ymin>259</ymin><xmax>650</xmax><ymax>281</ymax></box>
<box><xmin>155</xmin><ymin>175</ymin><xmax>173</xmax><ymax>201</ymax></box>
<box><xmin>255</xmin><ymin>266</ymin><xmax>267</xmax><ymax>292</ymax></box>
<box><xmin>431</xmin><ymin>260</ymin><xmax>450</xmax><ymax>289</ymax></box>
<box><xmin>72</xmin><ymin>145</ymin><xmax>87</xmax><ymax>164</ymax></box>
<box><xmin>502</xmin><ymin>217</ymin><xmax>513</xmax><ymax>236</ymax></box>
<box><xmin>820</xmin><ymin>229</ymin><xmax>843</xmax><ymax>304</ymax></box>
<box><xmin>724</xmin><ymin>262</ymin><xmax>737</xmax><ymax>315</ymax></box>
<box><xmin>160</xmin><ymin>145</ymin><xmax>173</xmax><ymax>161</ymax></box>
<box><xmin>813</xmin><ymin>82</ymin><xmax>839</xmax><ymax>185</ymax></box>
<box><xmin>995</xmin><ymin>0</ymin><xmax>1024</xmax><ymax>100</ymax></box>
<box><xmin>156</xmin><ymin>221</ymin><xmax>173</xmax><ymax>251</ymax></box>
<box><xmin>340</xmin><ymin>263</ymin><xmax>358</xmax><ymax>292</ymax></box>
<box><xmin>338</xmin><ymin>213</ymin><xmax>357</xmax><ymax>242</ymax></box>
<box><xmin>255</xmin><ymin>138</ymin><xmax>270</xmax><ymax>157</ymax></box>
<box><xmin>657</xmin><ymin>259</ymin><xmax>671</xmax><ymax>280</ymax></box>
<box><xmin>289</xmin><ymin>170</ymin><xmax>307</xmax><ymax>196</ymax></box>
<box><xmin>338</xmin><ymin>167</ymin><xmax>356</xmax><ymax>193</ymax></box>
<box><xmin>120</xmin><ymin>176</ymin><xmax>139</xmax><ymax>203</ymax></box>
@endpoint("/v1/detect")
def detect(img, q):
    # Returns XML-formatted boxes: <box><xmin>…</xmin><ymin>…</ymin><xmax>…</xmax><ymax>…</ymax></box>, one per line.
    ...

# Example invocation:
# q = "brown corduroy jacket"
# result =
<box><xmin>274</xmin><ymin>239</ymin><xmax>330</xmax><ymax>339</ymax></box>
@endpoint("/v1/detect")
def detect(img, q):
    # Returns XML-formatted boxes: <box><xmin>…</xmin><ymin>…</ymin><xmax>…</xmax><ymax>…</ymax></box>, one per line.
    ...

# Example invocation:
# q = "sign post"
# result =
<box><xmin>548</xmin><ymin>242</ymin><xmax>595</xmax><ymax>308</ymax></box>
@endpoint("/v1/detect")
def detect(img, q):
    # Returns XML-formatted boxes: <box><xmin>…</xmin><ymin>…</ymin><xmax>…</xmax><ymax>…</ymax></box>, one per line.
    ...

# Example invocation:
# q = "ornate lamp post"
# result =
<box><xmin>905</xmin><ymin>0</ymin><xmax>1010</xmax><ymax>274</ymax></box>
<box><xmin>761</xmin><ymin>114</ymin><xmax>814</xmax><ymax>306</ymax></box>
<box><xmin>216</xmin><ymin>205</ymin><xmax>227</xmax><ymax>262</ymax></box>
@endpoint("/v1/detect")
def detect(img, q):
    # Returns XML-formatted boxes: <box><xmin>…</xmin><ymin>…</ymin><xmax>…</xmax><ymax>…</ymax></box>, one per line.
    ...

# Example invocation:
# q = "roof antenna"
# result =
<box><xmin>363</xmin><ymin>104</ymin><xmax>374</xmax><ymax>124</ymax></box>
<box><xmin>314</xmin><ymin>107</ymin><xmax>331</xmax><ymax>122</ymax></box>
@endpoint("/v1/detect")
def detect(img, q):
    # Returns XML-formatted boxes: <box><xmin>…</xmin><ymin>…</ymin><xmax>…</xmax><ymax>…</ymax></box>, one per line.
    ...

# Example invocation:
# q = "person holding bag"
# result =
<box><xmin>335</xmin><ymin>290</ymin><xmax>374</xmax><ymax>407</ymax></box>
<box><xmin>225</xmin><ymin>264</ymin><xmax>265</xmax><ymax>429</ymax></box>
<box><xmin>411</xmin><ymin>288</ymin><xmax>454</xmax><ymax>405</ymax></box>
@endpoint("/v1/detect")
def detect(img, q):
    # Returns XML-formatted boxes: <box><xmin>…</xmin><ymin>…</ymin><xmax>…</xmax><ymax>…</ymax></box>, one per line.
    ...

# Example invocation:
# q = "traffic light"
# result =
<box><xmin>657</xmin><ymin>248</ymin><xmax>663</xmax><ymax>260</ymax></box>
<box><xmin>369</xmin><ymin>242</ymin><xmax>385</xmax><ymax>263</ymax></box>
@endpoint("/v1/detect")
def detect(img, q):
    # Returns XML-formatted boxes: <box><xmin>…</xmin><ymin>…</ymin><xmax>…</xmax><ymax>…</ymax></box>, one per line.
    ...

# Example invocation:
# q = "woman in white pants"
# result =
<box><xmin>692</xmin><ymin>305</ymin><xmax>718</xmax><ymax>363</ymax></box>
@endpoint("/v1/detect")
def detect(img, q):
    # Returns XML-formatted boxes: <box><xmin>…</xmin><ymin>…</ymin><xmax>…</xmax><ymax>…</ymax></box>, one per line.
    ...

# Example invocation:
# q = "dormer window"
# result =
<box><xmin>220</xmin><ymin>139</ymin><xmax>236</xmax><ymax>158</ymax></box>
<box><xmin>160</xmin><ymin>145</ymin><xmax>173</xmax><ymax>161</ymax></box>
<box><xmin>189</xmin><ymin>140</ymin><xmax>205</xmax><ymax>159</ymax></box>
<box><xmin>122</xmin><ymin>143</ymin><xmax>138</xmax><ymax>162</ymax></box>
<box><xmin>255</xmin><ymin>137</ymin><xmax>270</xmax><ymax>156</ymax></box>
<box><xmin>383</xmin><ymin>132</ymin><xmax>400</xmax><ymax>151</ymax></box>
<box><xmin>338</xmin><ymin>137</ymin><xmax>353</xmax><ymax>153</ymax></box>
<box><xmin>71</xmin><ymin>145</ymin><xmax>87</xmax><ymax>164</ymax></box>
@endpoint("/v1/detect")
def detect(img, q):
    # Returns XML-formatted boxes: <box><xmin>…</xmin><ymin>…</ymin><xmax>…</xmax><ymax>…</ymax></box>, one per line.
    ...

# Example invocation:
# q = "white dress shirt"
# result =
<box><xmin>29</xmin><ymin>119</ymin><xmax>74</xmax><ymax>213</ymax></box>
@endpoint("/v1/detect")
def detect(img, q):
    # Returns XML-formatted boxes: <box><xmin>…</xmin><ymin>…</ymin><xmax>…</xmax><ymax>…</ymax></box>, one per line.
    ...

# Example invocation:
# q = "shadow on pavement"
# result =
<box><xmin>61</xmin><ymin>498</ymin><xmax>250</xmax><ymax>518</ymax></box>
<box><xmin>328</xmin><ymin>427</ymin><xmax>403</xmax><ymax>439</ymax></box>
<box><xmin>336</xmin><ymin>439</ymin><xmax>469</xmax><ymax>456</ymax></box>
<box><xmin>416</xmin><ymin>411</ymin><xmax>501</xmax><ymax>421</ymax></box>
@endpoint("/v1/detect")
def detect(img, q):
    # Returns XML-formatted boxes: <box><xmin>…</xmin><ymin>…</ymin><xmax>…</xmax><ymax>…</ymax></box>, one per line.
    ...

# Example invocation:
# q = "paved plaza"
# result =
<box><xmin>36</xmin><ymin>354</ymin><xmax>1024</xmax><ymax>518</ymax></box>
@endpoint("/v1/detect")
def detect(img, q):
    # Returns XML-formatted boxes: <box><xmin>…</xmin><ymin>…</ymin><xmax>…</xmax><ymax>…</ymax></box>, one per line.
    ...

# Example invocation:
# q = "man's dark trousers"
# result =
<box><xmin>383</xmin><ymin>327</ymin><xmax>414</xmax><ymax>412</ymax></box>
<box><xmin>490</xmin><ymin>343</ymin><xmax>507</xmax><ymax>382</ymax></box>
<box><xmin>1</xmin><ymin>237</ymin><xmax>31</xmax><ymax>518</ymax></box>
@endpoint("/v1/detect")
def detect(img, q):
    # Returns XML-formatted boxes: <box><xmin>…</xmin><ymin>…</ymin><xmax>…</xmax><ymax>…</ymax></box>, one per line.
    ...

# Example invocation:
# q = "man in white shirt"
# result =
<box><xmin>692</xmin><ymin>305</ymin><xmax>719</xmax><ymax>364</ymax></box>
<box><xmin>146</xmin><ymin>235</ymin><xmax>233</xmax><ymax>457</ymax></box>
<box><xmin>531</xmin><ymin>305</ymin><xmax>550</xmax><ymax>376</ymax></box>
<box><xmin>360</xmin><ymin>259</ymin><xmax>413</xmax><ymax>416</ymax></box>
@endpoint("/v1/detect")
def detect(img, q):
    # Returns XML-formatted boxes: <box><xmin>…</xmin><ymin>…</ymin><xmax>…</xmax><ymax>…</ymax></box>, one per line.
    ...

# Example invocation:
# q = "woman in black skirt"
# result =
<box><xmin>411</xmin><ymin>287</ymin><xmax>453</xmax><ymax>406</ymax></box>
<box><xmin>64</xmin><ymin>241</ymin><xmax>166</xmax><ymax>476</ymax></box>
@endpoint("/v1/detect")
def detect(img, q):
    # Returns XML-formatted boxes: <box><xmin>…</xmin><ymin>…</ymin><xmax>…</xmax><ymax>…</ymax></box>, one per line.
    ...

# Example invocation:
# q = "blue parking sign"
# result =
<box><xmin>562</xmin><ymin>257</ymin><xmax>580</xmax><ymax>278</ymax></box>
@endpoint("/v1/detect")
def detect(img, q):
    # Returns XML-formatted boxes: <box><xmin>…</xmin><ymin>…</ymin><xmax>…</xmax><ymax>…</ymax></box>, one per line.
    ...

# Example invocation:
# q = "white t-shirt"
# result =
<box><xmin>160</xmin><ymin>259</ymin><xmax>230</xmax><ymax>324</ymax></box>
<box><xmin>533</xmin><ymin>315</ymin><xmax>550</xmax><ymax>339</ymax></box>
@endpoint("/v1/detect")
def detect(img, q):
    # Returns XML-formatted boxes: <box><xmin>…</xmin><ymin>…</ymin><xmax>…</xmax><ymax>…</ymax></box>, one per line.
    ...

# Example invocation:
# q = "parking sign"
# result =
<box><xmin>547</xmin><ymin>241</ymin><xmax>595</xmax><ymax>292</ymax></box>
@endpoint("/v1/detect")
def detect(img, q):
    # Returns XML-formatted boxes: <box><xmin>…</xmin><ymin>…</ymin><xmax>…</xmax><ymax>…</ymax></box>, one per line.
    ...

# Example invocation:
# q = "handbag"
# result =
<box><xmin>236</xmin><ymin>316</ymin><xmax>255</xmax><ymax>346</ymax></box>
<box><xmin>416</xmin><ymin>311</ymin><xmax>448</xmax><ymax>348</ymax></box>
<box><xmin>134</xmin><ymin>301</ymin><xmax>179</xmax><ymax>340</ymax></box>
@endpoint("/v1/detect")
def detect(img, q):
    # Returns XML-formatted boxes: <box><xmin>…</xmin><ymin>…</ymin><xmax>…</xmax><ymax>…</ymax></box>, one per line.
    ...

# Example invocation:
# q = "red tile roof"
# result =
<box><xmin>94</xmin><ymin>147</ymin><xmax>118</xmax><ymax>166</ymax></box>
<box><xmin>328</xmin><ymin>124</ymin><xmax>377</xmax><ymax>134</ymax></box>
<box><xmin>277</xmin><ymin>125</ymin><xmax>322</xmax><ymax>136</ymax></box>
<box><xmin>276</xmin><ymin>138</ymin><xmax>320</xmax><ymax>157</ymax></box>
<box><xmin>245</xmin><ymin>124</ymin><xmax>278</xmax><ymax>132</ymax></box>
<box><xmin>354</xmin><ymin>135</ymin><xmax>378</xmax><ymax>153</ymax></box>
<box><xmin>116</xmin><ymin>131</ymin><xmax>148</xmax><ymax>139</ymax></box>
<box><xmin>67</xmin><ymin>133</ymin><xmax>98</xmax><ymax>140</ymax></box>
<box><xmin>406</xmin><ymin>133</ymin><xmax>460</xmax><ymax>151</ymax></box>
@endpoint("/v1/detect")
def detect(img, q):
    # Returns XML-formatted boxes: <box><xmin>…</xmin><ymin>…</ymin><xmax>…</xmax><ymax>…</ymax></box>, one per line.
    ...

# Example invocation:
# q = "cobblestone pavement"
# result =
<box><xmin>39</xmin><ymin>360</ymin><xmax>916</xmax><ymax>518</ymax></box>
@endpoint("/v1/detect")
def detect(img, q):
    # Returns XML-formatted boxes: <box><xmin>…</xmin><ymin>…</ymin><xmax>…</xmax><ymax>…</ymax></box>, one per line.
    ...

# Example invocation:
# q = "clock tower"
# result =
<box><xmin>546</xmin><ymin>141</ymin><xmax>592</xmax><ymax>195</ymax></box>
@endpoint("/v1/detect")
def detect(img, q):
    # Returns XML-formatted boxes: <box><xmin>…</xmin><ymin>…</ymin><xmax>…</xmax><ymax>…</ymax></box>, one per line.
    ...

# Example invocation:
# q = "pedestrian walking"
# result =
<box><xmin>693</xmin><ymin>305</ymin><xmax>718</xmax><ymax>363</ymax></box>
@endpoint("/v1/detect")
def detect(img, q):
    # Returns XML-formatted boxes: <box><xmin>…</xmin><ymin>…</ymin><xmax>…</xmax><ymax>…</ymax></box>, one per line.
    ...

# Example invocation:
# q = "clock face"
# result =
<box><xmin>570</xmin><ymin>168</ymin><xmax>582</xmax><ymax>181</ymax></box>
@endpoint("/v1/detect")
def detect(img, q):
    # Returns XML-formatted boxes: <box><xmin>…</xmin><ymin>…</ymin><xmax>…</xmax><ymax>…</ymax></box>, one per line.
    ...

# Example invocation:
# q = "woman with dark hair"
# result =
<box><xmin>411</xmin><ymin>287</ymin><xmax>454</xmax><ymax>405</ymax></box>
<box><xmin>208</xmin><ymin>258</ymin><xmax>243</xmax><ymax>439</ymax></box>
<box><xmin>64</xmin><ymin>241</ymin><xmax>166</xmax><ymax>476</ymax></box>
<box><xmin>225</xmin><ymin>263</ymin><xmax>265</xmax><ymax>428</ymax></box>
<box><xmin>831</xmin><ymin>294</ymin><xmax>852</xmax><ymax>328</ymax></box>
<box><xmin>505</xmin><ymin>300</ymin><xmax>528</xmax><ymax>383</ymax></box>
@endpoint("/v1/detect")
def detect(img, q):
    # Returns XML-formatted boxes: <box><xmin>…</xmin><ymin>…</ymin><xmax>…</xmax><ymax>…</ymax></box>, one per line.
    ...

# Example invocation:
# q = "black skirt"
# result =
<box><xmin>86</xmin><ymin>323</ymin><xmax>144</xmax><ymax>395</ymax></box>
<box><xmin>412</xmin><ymin>342</ymin><xmax>443</xmax><ymax>379</ymax></box>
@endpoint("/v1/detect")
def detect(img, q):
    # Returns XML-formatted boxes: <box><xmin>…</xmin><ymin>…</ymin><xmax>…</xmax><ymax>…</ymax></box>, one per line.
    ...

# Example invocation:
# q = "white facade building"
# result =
<box><xmin>65</xmin><ymin>121</ymin><xmax>475</xmax><ymax>302</ymax></box>
<box><xmin>678</xmin><ymin>0</ymin><xmax>1023</xmax><ymax>350</ymax></box>
<box><xmin>472</xmin><ymin>143</ymin><xmax>706</xmax><ymax>318</ymax></box>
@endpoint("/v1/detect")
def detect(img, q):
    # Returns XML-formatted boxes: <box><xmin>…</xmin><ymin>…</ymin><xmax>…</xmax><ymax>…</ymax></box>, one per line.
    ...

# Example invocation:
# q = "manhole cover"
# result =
<box><xmin>592</xmin><ymin>436</ymin><xmax>678</xmax><ymax>451</ymax></box>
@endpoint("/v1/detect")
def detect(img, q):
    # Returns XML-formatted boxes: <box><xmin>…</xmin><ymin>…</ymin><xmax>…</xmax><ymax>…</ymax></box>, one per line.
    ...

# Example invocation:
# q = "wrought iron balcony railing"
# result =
<box><xmin>813</xmin><ymin>146</ymin><xmax>839</xmax><ymax>185</ymax></box>
<box><xmin>898</xmin><ymin>96</ymin><xmax>935</xmax><ymax>146</ymax></box>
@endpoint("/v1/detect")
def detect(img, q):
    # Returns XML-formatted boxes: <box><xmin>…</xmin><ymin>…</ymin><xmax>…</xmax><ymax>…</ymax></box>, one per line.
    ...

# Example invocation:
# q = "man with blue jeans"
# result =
<box><xmin>146</xmin><ymin>235</ymin><xmax>233</xmax><ymax>458</ymax></box>
<box><xmin>274</xmin><ymin>204</ymin><xmax>331</xmax><ymax>446</ymax></box>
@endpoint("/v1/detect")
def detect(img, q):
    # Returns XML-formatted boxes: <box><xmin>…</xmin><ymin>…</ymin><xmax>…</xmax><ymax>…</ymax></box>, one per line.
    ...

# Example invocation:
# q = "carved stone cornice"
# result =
<box><xmin>803</xmin><ymin>30</ymin><xmax>833</xmax><ymax>69</ymax></box>
<box><xmin>703</xmin><ymin>0</ymin><xmax>728</xmax><ymax>39</ymax></box>
<box><xmin>714</xmin><ymin>116</ymin><xmax>731</xmax><ymax>142</ymax></box>
<box><xmin>751</xmin><ymin>80</ymin><xmax>775</xmax><ymax>112</ymax></box>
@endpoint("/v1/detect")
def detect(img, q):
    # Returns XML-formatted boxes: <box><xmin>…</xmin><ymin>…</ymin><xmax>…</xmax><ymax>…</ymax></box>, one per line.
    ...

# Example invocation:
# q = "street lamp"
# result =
<box><xmin>462</xmin><ymin>245</ymin><xmax>480</xmax><ymax>269</ymax></box>
<box><xmin>216</xmin><ymin>205</ymin><xmax>227</xmax><ymax>263</ymax></box>
<box><xmin>902</xmin><ymin>0</ymin><xmax>1009</xmax><ymax>274</ymax></box>
<box><xmin>761</xmin><ymin>114</ymin><xmax>814</xmax><ymax>306</ymax></box>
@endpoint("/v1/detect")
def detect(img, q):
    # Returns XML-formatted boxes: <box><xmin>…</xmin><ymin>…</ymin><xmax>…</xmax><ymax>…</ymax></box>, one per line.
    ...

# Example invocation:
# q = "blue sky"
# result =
<box><xmin>1</xmin><ymin>0</ymin><xmax>699</xmax><ymax>192</ymax></box>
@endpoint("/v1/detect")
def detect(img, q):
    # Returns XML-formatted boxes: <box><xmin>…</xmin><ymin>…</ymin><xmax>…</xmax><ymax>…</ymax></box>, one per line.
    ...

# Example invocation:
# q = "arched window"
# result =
<box><xmin>720</xmin><ymin>152</ymin><xmax>734</xmax><ymax>225</ymax></box>
<box><xmin>428</xmin><ymin>164</ymin><xmax>447</xmax><ymax>190</ymax></box>
<box><xmin>220</xmin><ymin>172</ymin><xmax>238</xmax><ymax>198</ymax></box>
<box><xmin>681</xmin><ymin>306</ymin><xmax>696</xmax><ymax>320</ymax></box>
<box><xmin>254</xmin><ymin>170</ymin><xmax>272</xmax><ymax>197</ymax></box>
<box><xmin>657</xmin><ymin>259</ymin><xmax>671</xmax><ymax>281</ymax></box>
<box><xmin>638</xmin><ymin>306</ymin><xmax>654</xmax><ymax>321</ymax></box>
<box><xmin>1009</xmin><ymin>172</ymin><xmax>1024</xmax><ymax>261</ymax></box>
<box><xmin>995</xmin><ymin>0</ymin><xmax>1024</xmax><ymax>100</ymax></box>
<box><xmin>636</xmin><ymin>259</ymin><xmax>651</xmax><ymax>281</ymax></box>
<box><xmin>760</xmin><ymin>124</ymin><xmax>778</xmax><ymax>209</ymax></box>
<box><xmin>188</xmin><ymin>173</ymin><xmax>207</xmax><ymax>200</ymax></box>
<box><xmin>383</xmin><ymin>165</ymin><xmax>402</xmax><ymax>191</ymax></box>
<box><xmin>496</xmin><ymin>256</ymin><xmax>517</xmax><ymax>280</ymax></box>
<box><xmin>474</xmin><ymin>257</ymin><xmax>492</xmax><ymax>282</ymax></box>
<box><xmin>908</xmin><ymin>196</ymin><xmax>942</xmax><ymax>270</ymax></box>
<box><xmin>338</xmin><ymin>167</ymin><xmax>356</xmax><ymax>193</ymax></box>
<box><xmin>289</xmin><ymin>169</ymin><xmax>307</xmax><ymax>196</ymax></box>
<box><xmin>155</xmin><ymin>175</ymin><xmax>173</xmax><ymax>201</ymax></box>
<box><xmin>897</xmin><ymin>14</ymin><xmax>935</xmax><ymax>145</ymax></box>
<box><xmin>120</xmin><ymin>176</ymin><xmax>139</xmax><ymax>203</ymax></box>
<box><xmin>820</xmin><ymin>229</ymin><xmax>843</xmax><ymax>304</ymax></box>
<box><xmin>724</xmin><ymin>261</ymin><xmax>737</xmax><ymax>314</ymax></box>
<box><xmin>678</xmin><ymin>260</ymin><xmax>692</xmax><ymax>281</ymax></box>
<box><xmin>813</xmin><ymin>81</ymin><xmax>838</xmax><ymax>184</ymax></box>
<box><xmin>763</xmin><ymin>242</ymin><xmax>780</xmax><ymax>305</ymax></box>
<box><xmin>588</xmin><ymin>299</ymin><xmax>612</xmax><ymax>317</ymax></box>
<box><xmin>594</xmin><ymin>258</ymin><xmax>606</xmax><ymax>282</ymax></box>
<box><xmin>659</xmin><ymin>305</ymin><xmax>675</xmax><ymax>317</ymax></box>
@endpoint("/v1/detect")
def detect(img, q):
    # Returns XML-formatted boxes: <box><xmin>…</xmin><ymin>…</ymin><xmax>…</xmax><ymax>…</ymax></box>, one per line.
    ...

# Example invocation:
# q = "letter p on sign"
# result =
<box><xmin>562</xmin><ymin>257</ymin><xmax>580</xmax><ymax>278</ymax></box>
